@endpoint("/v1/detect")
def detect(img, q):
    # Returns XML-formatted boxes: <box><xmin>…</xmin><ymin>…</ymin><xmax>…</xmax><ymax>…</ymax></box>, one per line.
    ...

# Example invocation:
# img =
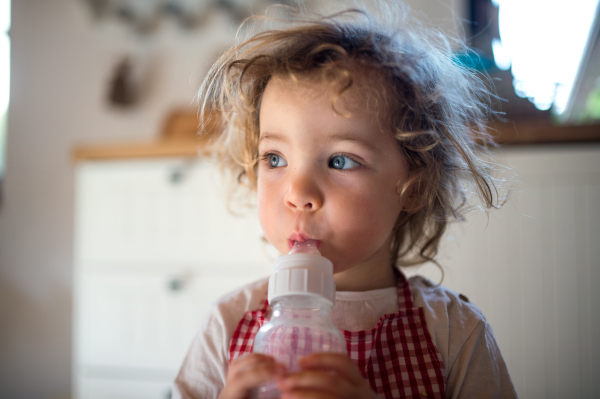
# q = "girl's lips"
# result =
<box><xmin>289</xmin><ymin>233</ymin><xmax>312</xmax><ymax>242</ymax></box>
<box><xmin>287</xmin><ymin>236</ymin><xmax>321</xmax><ymax>250</ymax></box>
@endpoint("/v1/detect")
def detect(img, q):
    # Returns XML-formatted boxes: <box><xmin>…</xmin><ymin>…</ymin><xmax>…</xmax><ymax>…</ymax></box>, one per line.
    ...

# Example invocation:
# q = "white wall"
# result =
<box><xmin>407</xmin><ymin>145</ymin><xmax>600</xmax><ymax>398</ymax></box>
<box><xmin>0</xmin><ymin>1</ymin><xmax>235</xmax><ymax>397</ymax></box>
<box><xmin>0</xmin><ymin>0</ymin><xmax>465</xmax><ymax>397</ymax></box>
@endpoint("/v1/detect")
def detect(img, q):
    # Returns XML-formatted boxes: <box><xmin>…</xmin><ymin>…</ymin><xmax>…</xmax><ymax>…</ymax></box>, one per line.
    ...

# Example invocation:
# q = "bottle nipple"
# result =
<box><xmin>289</xmin><ymin>239</ymin><xmax>321</xmax><ymax>256</ymax></box>
<box><xmin>269</xmin><ymin>239</ymin><xmax>334</xmax><ymax>304</ymax></box>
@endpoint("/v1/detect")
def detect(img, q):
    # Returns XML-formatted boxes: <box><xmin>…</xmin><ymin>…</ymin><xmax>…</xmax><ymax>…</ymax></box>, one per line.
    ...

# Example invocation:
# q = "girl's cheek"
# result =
<box><xmin>256</xmin><ymin>180</ymin><xmax>272</xmax><ymax>210</ymax></box>
<box><xmin>257</xmin><ymin>198</ymin><xmax>286</xmax><ymax>253</ymax></box>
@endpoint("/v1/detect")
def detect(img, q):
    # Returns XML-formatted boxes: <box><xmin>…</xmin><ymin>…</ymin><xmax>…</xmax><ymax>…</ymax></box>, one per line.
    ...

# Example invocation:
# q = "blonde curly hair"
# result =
<box><xmin>198</xmin><ymin>3</ymin><xmax>502</xmax><ymax>269</ymax></box>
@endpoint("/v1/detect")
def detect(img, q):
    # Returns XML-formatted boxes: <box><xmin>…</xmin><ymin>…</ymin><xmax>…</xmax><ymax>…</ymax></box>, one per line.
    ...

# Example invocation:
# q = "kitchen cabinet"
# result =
<box><xmin>73</xmin><ymin>157</ymin><xmax>273</xmax><ymax>399</ymax></box>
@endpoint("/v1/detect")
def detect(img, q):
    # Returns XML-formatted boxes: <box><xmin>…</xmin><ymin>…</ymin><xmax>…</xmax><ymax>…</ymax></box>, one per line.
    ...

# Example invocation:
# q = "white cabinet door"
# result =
<box><xmin>79</xmin><ymin>378</ymin><xmax>174</xmax><ymax>399</ymax></box>
<box><xmin>73</xmin><ymin>158</ymin><xmax>274</xmax><ymax>399</ymax></box>
<box><xmin>76</xmin><ymin>262</ymin><xmax>272</xmax><ymax>370</ymax></box>
<box><xmin>75</xmin><ymin>158</ymin><xmax>272</xmax><ymax>264</ymax></box>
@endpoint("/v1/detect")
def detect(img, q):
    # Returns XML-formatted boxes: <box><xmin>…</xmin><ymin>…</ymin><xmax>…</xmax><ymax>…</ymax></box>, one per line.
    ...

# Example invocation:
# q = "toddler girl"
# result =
<box><xmin>174</xmin><ymin>3</ymin><xmax>517</xmax><ymax>398</ymax></box>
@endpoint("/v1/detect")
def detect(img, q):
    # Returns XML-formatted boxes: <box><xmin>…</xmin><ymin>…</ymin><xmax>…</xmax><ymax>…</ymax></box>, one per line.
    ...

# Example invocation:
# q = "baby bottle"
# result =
<box><xmin>253</xmin><ymin>240</ymin><xmax>346</xmax><ymax>398</ymax></box>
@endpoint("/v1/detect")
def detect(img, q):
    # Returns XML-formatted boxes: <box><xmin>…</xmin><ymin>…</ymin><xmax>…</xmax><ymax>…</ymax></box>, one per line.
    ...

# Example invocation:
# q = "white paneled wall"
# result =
<box><xmin>406</xmin><ymin>144</ymin><xmax>600</xmax><ymax>399</ymax></box>
<box><xmin>75</xmin><ymin>145</ymin><xmax>600</xmax><ymax>398</ymax></box>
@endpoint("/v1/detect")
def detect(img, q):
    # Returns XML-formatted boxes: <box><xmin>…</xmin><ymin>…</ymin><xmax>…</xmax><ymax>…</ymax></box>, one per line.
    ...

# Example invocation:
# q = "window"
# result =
<box><xmin>492</xmin><ymin>0</ymin><xmax>600</xmax><ymax>113</ymax></box>
<box><xmin>0</xmin><ymin>0</ymin><xmax>9</xmax><ymax>200</ymax></box>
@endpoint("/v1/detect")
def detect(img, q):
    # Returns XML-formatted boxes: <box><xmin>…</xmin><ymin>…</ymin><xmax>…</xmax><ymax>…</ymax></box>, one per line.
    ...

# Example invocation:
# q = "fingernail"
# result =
<box><xmin>277</xmin><ymin>378</ymin><xmax>290</xmax><ymax>391</ymax></box>
<box><xmin>298</xmin><ymin>357</ymin><xmax>311</xmax><ymax>368</ymax></box>
<box><xmin>275</xmin><ymin>364</ymin><xmax>286</xmax><ymax>375</ymax></box>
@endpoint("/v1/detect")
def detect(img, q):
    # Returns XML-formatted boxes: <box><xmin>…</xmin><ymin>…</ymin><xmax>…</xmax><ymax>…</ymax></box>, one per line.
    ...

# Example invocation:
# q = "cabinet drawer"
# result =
<box><xmin>75</xmin><ymin>159</ymin><xmax>269</xmax><ymax>263</ymax></box>
<box><xmin>75</xmin><ymin>262</ymin><xmax>270</xmax><ymax>369</ymax></box>
<box><xmin>77</xmin><ymin>376</ymin><xmax>174</xmax><ymax>399</ymax></box>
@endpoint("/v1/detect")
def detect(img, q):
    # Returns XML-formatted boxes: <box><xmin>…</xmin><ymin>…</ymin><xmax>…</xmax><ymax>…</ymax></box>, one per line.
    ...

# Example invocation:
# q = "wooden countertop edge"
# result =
<box><xmin>491</xmin><ymin>121</ymin><xmax>600</xmax><ymax>145</ymax></box>
<box><xmin>72</xmin><ymin>139</ymin><xmax>209</xmax><ymax>161</ymax></box>
<box><xmin>72</xmin><ymin>122</ymin><xmax>599</xmax><ymax>161</ymax></box>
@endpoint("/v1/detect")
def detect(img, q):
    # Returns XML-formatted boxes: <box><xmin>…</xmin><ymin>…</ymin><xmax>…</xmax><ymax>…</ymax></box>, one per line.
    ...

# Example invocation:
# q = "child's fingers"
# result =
<box><xmin>277</xmin><ymin>354</ymin><xmax>376</xmax><ymax>399</ymax></box>
<box><xmin>219</xmin><ymin>354</ymin><xmax>286</xmax><ymax>399</ymax></box>
<box><xmin>228</xmin><ymin>353</ymin><xmax>280</xmax><ymax>379</ymax></box>
<box><xmin>231</xmin><ymin>357</ymin><xmax>285</xmax><ymax>383</ymax></box>
<box><xmin>230</xmin><ymin>361</ymin><xmax>284</xmax><ymax>390</ymax></box>
<box><xmin>280</xmin><ymin>388</ymin><xmax>338</xmax><ymax>399</ymax></box>
<box><xmin>278</xmin><ymin>369</ymin><xmax>353</xmax><ymax>398</ymax></box>
<box><xmin>298</xmin><ymin>353</ymin><xmax>365</xmax><ymax>383</ymax></box>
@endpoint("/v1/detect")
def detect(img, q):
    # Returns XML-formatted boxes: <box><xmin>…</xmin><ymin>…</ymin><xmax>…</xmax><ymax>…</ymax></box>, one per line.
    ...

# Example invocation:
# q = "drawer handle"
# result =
<box><xmin>167</xmin><ymin>273</ymin><xmax>193</xmax><ymax>292</ymax></box>
<box><xmin>168</xmin><ymin>278</ymin><xmax>184</xmax><ymax>292</ymax></box>
<box><xmin>169</xmin><ymin>160</ymin><xmax>197</xmax><ymax>184</ymax></box>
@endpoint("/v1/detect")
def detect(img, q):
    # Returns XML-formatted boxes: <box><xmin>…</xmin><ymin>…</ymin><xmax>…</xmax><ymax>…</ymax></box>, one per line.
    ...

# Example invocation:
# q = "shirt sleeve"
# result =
<box><xmin>446</xmin><ymin>320</ymin><xmax>518</xmax><ymax>399</ymax></box>
<box><xmin>172</xmin><ymin>307</ymin><xmax>229</xmax><ymax>399</ymax></box>
<box><xmin>171</xmin><ymin>278</ymin><xmax>269</xmax><ymax>399</ymax></box>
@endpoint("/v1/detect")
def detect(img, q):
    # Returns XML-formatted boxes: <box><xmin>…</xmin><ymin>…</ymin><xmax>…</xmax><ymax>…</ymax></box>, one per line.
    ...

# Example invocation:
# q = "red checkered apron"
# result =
<box><xmin>229</xmin><ymin>273</ymin><xmax>446</xmax><ymax>398</ymax></box>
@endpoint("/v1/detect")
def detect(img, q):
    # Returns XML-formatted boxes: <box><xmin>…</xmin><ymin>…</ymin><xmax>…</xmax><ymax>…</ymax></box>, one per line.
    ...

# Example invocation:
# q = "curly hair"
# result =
<box><xmin>197</xmin><ymin>2</ymin><xmax>503</xmax><ymax>269</ymax></box>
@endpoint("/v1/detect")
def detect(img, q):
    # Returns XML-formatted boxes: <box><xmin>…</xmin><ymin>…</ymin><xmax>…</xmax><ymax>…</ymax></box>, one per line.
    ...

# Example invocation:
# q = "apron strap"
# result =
<box><xmin>395</xmin><ymin>268</ymin><xmax>415</xmax><ymax>310</ymax></box>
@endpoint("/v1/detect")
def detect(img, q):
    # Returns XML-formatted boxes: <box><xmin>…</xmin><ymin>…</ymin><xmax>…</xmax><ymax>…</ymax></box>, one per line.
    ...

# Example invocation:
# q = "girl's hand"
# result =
<box><xmin>277</xmin><ymin>353</ymin><xmax>377</xmax><ymax>399</ymax></box>
<box><xmin>217</xmin><ymin>354</ymin><xmax>286</xmax><ymax>399</ymax></box>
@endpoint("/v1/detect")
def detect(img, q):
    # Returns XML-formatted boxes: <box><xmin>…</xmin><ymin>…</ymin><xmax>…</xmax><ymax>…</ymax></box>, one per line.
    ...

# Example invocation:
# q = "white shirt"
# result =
<box><xmin>173</xmin><ymin>276</ymin><xmax>517</xmax><ymax>399</ymax></box>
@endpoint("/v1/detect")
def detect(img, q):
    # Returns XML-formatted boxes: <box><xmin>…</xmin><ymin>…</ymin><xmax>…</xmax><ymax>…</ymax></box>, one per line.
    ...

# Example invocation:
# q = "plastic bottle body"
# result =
<box><xmin>253</xmin><ymin>295</ymin><xmax>346</xmax><ymax>398</ymax></box>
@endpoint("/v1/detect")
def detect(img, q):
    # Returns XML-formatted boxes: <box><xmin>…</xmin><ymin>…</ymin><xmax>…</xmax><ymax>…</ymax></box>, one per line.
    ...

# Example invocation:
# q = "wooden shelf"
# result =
<box><xmin>493</xmin><ymin>120</ymin><xmax>600</xmax><ymax>145</ymax></box>
<box><xmin>73</xmin><ymin>109</ymin><xmax>213</xmax><ymax>161</ymax></box>
<box><xmin>72</xmin><ymin>138</ymin><xmax>207</xmax><ymax>161</ymax></box>
<box><xmin>73</xmin><ymin>110</ymin><xmax>600</xmax><ymax>162</ymax></box>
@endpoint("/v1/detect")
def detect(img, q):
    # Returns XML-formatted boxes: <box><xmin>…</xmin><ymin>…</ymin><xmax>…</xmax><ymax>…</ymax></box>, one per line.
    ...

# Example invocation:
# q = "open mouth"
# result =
<box><xmin>288</xmin><ymin>238</ymin><xmax>321</xmax><ymax>254</ymax></box>
<box><xmin>288</xmin><ymin>234</ymin><xmax>321</xmax><ymax>250</ymax></box>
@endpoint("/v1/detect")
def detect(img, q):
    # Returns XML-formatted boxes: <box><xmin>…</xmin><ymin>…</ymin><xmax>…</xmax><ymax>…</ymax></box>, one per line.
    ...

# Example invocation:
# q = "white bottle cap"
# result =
<box><xmin>268</xmin><ymin>242</ymin><xmax>336</xmax><ymax>305</ymax></box>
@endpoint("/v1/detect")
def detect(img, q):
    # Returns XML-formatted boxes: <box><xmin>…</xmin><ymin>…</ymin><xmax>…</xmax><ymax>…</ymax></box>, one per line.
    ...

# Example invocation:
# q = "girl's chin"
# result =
<box><xmin>328</xmin><ymin>259</ymin><xmax>353</xmax><ymax>275</ymax></box>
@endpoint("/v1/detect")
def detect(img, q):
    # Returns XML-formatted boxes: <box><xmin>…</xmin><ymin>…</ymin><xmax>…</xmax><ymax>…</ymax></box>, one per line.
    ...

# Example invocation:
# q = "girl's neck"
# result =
<box><xmin>334</xmin><ymin>257</ymin><xmax>397</xmax><ymax>292</ymax></box>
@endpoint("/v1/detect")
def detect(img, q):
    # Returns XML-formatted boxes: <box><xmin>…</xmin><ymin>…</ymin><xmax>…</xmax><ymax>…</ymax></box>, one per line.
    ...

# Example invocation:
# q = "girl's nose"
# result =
<box><xmin>284</xmin><ymin>172</ymin><xmax>323</xmax><ymax>211</ymax></box>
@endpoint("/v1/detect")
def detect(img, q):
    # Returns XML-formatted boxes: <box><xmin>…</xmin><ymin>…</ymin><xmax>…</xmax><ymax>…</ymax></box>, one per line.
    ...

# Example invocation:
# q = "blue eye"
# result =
<box><xmin>329</xmin><ymin>155</ymin><xmax>360</xmax><ymax>170</ymax></box>
<box><xmin>268</xmin><ymin>154</ymin><xmax>287</xmax><ymax>168</ymax></box>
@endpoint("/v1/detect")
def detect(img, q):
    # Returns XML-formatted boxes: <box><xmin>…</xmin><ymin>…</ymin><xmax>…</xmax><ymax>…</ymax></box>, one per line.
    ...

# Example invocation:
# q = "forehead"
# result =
<box><xmin>260</xmin><ymin>71</ymin><xmax>391</xmax><ymax>129</ymax></box>
<box><xmin>258</xmin><ymin>74</ymin><xmax>403</xmax><ymax>158</ymax></box>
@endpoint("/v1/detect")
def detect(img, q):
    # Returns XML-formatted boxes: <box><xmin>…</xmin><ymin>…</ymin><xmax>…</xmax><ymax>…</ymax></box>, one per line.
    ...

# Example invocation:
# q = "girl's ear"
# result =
<box><xmin>402</xmin><ymin>193</ymin><xmax>421</xmax><ymax>214</ymax></box>
<box><xmin>398</xmin><ymin>172</ymin><xmax>427</xmax><ymax>214</ymax></box>
<box><xmin>402</xmin><ymin>192</ymin><xmax>424</xmax><ymax>214</ymax></box>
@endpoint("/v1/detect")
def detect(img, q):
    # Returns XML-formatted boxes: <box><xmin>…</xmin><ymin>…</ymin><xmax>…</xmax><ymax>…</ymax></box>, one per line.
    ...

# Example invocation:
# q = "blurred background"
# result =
<box><xmin>0</xmin><ymin>0</ymin><xmax>598</xmax><ymax>398</ymax></box>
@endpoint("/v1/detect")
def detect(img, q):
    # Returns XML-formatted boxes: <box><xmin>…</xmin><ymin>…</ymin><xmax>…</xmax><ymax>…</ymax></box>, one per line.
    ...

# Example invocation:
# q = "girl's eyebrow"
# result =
<box><xmin>258</xmin><ymin>132</ymin><xmax>289</xmax><ymax>145</ymax></box>
<box><xmin>259</xmin><ymin>131</ymin><xmax>376</xmax><ymax>151</ymax></box>
<box><xmin>328</xmin><ymin>133</ymin><xmax>377</xmax><ymax>151</ymax></box>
